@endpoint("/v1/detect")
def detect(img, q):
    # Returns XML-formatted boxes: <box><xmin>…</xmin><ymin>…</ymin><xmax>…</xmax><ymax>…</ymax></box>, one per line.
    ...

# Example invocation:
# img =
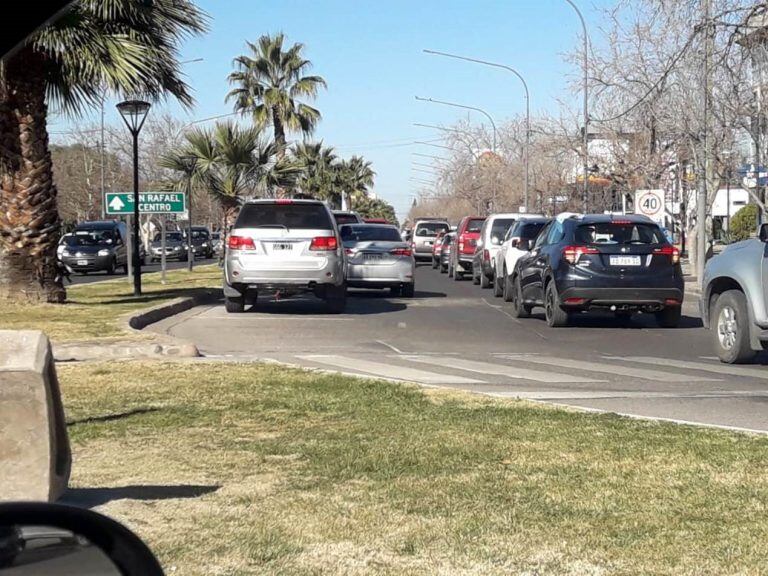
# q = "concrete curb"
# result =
<box><xmin>53</xmin><ymin>289</ymin><xmax>221</xmax><ymax>363</ymax></box>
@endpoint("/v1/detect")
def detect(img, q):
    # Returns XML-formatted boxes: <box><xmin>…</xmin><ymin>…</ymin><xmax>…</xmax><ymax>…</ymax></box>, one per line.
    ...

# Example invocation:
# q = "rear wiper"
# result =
<box><xmin>254</xmin><ymin>224</ymin><xmax>289</xmax><ymax>231</ymax></box>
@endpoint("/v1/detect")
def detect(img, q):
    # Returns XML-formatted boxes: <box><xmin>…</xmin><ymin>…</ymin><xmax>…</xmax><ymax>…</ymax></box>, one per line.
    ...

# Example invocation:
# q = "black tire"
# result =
<box><xmin>711</xmin><ymin>290</ymin><xmax>755</xmax><ymax>363</ymax></box>
<box><xmin>493</xmin><ymin>267</ymin><xmax>504</xmax><ymax>297</ymax></box>
<box><xmin>390</xmin><ymin>285</ymin><xmax>402</xmax><ymax>297</ymax></box>
<box><xmin>544</xmin><ymin>281</ymin><xmax>569</xmax><ymax>327</ymax></box>
<box><xmin>106</xmin><ymin>258</ymin><xmax>116</xmax><ymax>275</ymax></box>
<box><xmin>509</xmin><ymin>275</ymin><xmax>531</xmax><ymax>318</ymax></box>
<box><xmin>615</xmin><ymin>310</ymin><xmax>633</xmax><ymax>326</ymax></box>
<box><xmin>326</xmin><ymin>283</ymin><xmax>347</xmax><ymax>314</ymax></box>
<box><xmin>122</xmin><ymin>263</ymin><xmax>129</xmax><ymax>274</ymax></box>
<box><xmin>655</xmin><ymin>306</ymin><xmax>681</xmax><ymax>328</ymax></box>
<box><xmin>432</xmin><ymin>257</ymin><xmax>439</xmax><ymax>269</ymax></box>
<box><xmin>472</xmin><ymin>267</ymin><xmax>481</xmax><ymax>285</ymax></box>
<box><xmin>225</xmin><ymin>296</ymin><xmax>245</xmax><ymax>314</ymax></box>
<box><xmin>480</xmin><ymin>270</ymin><xmax>491</xmax><ymax>289</ymax></box>
<box><xmin>502</xmin><ymin>270</ymin><xmax>514</xmax><ymax>303</ymax></box>
<box><xmin>448</xmin><ymin>263</ymin><xmax>454</xmax><ymax>278</ymax></box>
<box><xmin>440</xmin><ymin>262</ymin><xmax>448</xmax><ymax>274</ymax></box>
<box><xmin>401</xmin><ymin>283</ymin><xmax>415</xmax><ymax>298</ymax></box>
<box><xmin>454</xmin><ymin>269</ymin><xmax>464</xmax><ymax>281</ymax></box>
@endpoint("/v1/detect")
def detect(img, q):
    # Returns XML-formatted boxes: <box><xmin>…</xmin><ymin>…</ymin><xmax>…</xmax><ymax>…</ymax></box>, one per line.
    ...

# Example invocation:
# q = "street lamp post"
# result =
<box><xmin>116</xmin><ymin>99</ymin><xmax>151</xmax><ymax>296</ymax></box>
<box><xmin>563</xmin><ymin>0</ymin><xmax>590</xmax><ymax>213</ymax></box>
<box><xmin>423</xmin><ymin>49</ymin><xmax>531</xmax><ymax>211</ymax></box>
<box><xmin>415</xmin><ymin>96</ymin><xmax>497</xmax><ymax>152</ymax></box>
<box><xmin>179</xmin><ymin>155</ymin><xmax>198</xmax><ymax>271</ymax></box>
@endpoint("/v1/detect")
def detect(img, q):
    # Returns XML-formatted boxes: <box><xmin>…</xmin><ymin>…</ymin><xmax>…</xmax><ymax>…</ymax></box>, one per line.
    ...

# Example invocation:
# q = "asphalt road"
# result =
<box><xmin>150</xmin><ymin>264</ymin><xmax>768</xmax><ymax>433</ymax></box>
<box><xmin>68</xmin><ymin>257</ymin><xmax>218</xmax><ymax>285</ymax></box>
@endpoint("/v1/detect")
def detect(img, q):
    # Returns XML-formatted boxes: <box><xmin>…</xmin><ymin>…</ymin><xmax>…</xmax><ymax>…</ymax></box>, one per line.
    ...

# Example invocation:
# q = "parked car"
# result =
<box><xmin>332</xmin><ymin>210</ymin><xmax>364</xmax><ymax>226</ymax></box>
<box><xmin>185</xmin><ymin>226</ymin><xmax>214</xmax><ymax>259</ymax></box>
<box><xmin>150</xmin><ymin>231</ymin><xmax>188</xmax><ymax>262</ymax></box>
<box><xmin>411</xmin><ymin>218</ymin><xmax>450</xmax><ymax>262</ymax></box>
<box><xmin>211</xmin><ymin>231</ymin><xmax>224</xmax><ymax>256</ymax></box>
<box><xmin>700</xmin><ymin>222</ymin><xmax>768</xmax><ymax>363</ymax></box>
<box><xmin>224</xmin><ymin>199</ymin><xmax>346</xmax><ymax>314</ymax></box>
<box><xmin>430</xmin><ymin>230</ymin><xmax>446</xmax><ymax>268</ymax></box>
<box><xmin>438</xmin><ymin>232</ymin><xmax>455</xmax><ymax>273</ymax></box>
<box><xmin>493</xmin><ymin>217</ymin><xmax>551</xmax><ymax>299</ymax></box>
<box><xmin>56</xmin><ymin>233</ymin><xmax>73</xmax><ymax>261</ymax></box>
<box><xmin>340</xmin><ymin>223</ymin><xmax>415</xmax><ymax>297</ymax></box>
<box><xmin>59</xmin><ymin>221</ymin><xmax>128</xmax><ymax>275</ymax></box>
<box><xmin>449</xmin><ymin>215</ymin><xmax>486</xmax><ymax>280</ymax></box>
<box><xmin>472</xmin><ymin>213</ymin><xmax>541</xmax><ymax>288</ymax></box>
<box><xmin>509</xmin><ymin>213</ymin><xmax>683</xmax><ymax>327</ymax></box>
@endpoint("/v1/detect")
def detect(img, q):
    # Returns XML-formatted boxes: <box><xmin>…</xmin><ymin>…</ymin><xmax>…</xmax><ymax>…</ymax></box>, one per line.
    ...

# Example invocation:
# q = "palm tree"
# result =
<box><xmin>161</xmin><ymin>122</ymin><xmax>298</xmax><ymax>228</ymax></box>
<box><xmin>292</xmin><ymin>141</ymin><xmax>339</xmax><ymax>203</ymax></box>
<box><xmin>339</xmin><ymin>156</ymin><xmax>376</xmax><ymax>210</ymax></box>
<box><xmin>0</xmin><ymin>0</ymin><xmax>207</xmax><ymax>303</ymax></box>
<box><xmin>227</xmin><ymin>33</ymin><xmax>326</xmax><ymax>159</ymax></box>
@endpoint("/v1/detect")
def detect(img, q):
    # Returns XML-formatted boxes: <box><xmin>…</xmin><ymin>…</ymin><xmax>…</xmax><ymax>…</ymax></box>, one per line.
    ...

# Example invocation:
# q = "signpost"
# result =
<box><xmin>105</xmin><ymin>192</ymin><xmax>186</xmax><ymax>215</ymax></box>
<box><xmin>634</xmin><ymin>189</ymin><xmax>666</xmax><ymax>226</ymax></box>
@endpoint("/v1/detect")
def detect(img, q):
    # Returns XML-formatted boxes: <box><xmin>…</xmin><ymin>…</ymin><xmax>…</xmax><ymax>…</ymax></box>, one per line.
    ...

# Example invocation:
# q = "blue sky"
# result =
<box><xmin>63</xmin><ymin>0</ymin><xmax>612</xmax><ymax>220</ymax></box>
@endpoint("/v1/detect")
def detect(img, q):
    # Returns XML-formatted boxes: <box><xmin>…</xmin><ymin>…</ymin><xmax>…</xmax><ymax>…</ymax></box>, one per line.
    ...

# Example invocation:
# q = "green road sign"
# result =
<box><xmin>105</xmin><ymin>192</ymin><xmax>186</xmax><ymax>215</ymax></box>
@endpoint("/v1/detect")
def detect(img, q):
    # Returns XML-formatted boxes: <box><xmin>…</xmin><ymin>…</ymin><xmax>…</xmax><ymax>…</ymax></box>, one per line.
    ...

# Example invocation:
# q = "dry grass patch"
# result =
<box><xmin>0</xmin><ymin>265</ymin><xmax>220</xmax><ymax>341</ymax></box>
<box><xmin>58</xmin><ymin>361</ymin><xmax>768</xmax><ymax>575</ymax></box>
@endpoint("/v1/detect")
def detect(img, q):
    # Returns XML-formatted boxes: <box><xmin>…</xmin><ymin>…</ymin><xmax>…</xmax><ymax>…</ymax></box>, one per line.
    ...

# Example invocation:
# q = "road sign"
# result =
<box><xmin>105</xmin><ymin>192</ymin><xmax>186</xmax><ymax>215</ymax></box>
<box><xmin>634</xmin><ymin>190</ymin><xmax>665</xmax><ymax>224</ymax></box>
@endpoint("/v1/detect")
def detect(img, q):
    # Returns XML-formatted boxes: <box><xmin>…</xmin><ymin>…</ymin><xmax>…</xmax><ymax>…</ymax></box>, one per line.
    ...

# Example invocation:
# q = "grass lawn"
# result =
<box><xmin>58</xmin><ymin>361</ymin><xmax>768</xmax><ymax>576</ymax></box>
<box><xmin>0</xmin><ymin>265</ymin><xmax>220</xmax><ymax>342</ymax></box>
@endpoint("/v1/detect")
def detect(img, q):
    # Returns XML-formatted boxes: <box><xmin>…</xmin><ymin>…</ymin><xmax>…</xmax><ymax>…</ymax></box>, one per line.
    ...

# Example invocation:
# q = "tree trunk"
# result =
<box><xmin>0</xmin><ymin>49</ymin><xmax>65</xmax><ymax>303</ymax></box>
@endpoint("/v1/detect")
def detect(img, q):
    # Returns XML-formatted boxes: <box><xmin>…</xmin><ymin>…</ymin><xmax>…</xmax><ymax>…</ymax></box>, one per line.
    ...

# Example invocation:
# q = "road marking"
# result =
<box><xmin>497</xmin><ymin>354</ymin><xmax>719</xmax><ymax>382</ymax></box>
<box><xmin>296</xmin><ymin>355</ymin><xmax>484</xmax><ymax>384</ymax></box>
<box><xmin>614</xmin><ymin>356</ymin><xmax>768</xmax><ymax>380</ymax></box>
<box><xmin>376</xmin><ymin>340</ymin><xmax>405</xmax><ymax>354</ymax></box>
<box><xmin>403</xmin><ymin>356</ymin><xmax>604</xmax><ymax>383</ymax></box>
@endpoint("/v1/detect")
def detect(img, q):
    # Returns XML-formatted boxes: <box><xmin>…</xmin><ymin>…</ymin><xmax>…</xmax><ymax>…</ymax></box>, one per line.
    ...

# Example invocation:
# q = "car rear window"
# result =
<box><xmin>465</xmin><ymin>218</ymin><xmax>485</xmax><ymax>233</ymax></box>
<box><xmin>236</xmin><ymin>203</ymin><xmax>333</xmax><ymax>230</ymax></box>
<box><xmin>415</xmin><ymin>222</ymin><xmax>449</xmax><ymax>237</ymax></box>
<box><xmin>334</xmin><ymin>213</ymin><xmax>359</xmax><ymax>225</ymax></box>
<box><xmin>490</xmin><ymin>218</ymin><xmax>515</xmax><ymax>240</ymax></box>
<box><xmin>519</xmin><ymin>222</ymin><xmax>548</xmax><ymax>239</ymax></box>
<box><xmin>575</xmin><ymin>222</ymin><xmax>666</xmax><ymax>245</ymax></box>
<box><xmin>340</xmin><ymin>225</ymin><xmax>402</xmax><ymax>242</ymax></box>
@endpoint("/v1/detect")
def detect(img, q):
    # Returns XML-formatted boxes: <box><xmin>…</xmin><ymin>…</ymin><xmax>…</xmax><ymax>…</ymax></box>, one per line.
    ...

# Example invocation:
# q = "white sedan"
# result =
<box><xmin>493</xmin><ymin>217</ymin><xmax>551</xmax><ymax>299</ymax></box>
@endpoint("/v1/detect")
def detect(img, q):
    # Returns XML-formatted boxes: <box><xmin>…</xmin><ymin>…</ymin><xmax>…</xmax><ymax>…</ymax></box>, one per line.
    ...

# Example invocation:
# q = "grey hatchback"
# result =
<box><xmin>223</xmin><ymin>199</ymin><xmax>346</xmax><ymax>313</ymax></box>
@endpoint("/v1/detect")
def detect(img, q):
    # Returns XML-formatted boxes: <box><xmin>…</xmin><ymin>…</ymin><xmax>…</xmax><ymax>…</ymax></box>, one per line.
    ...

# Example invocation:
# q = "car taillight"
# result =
<box><xmin>310</xmin><ymin>236</ymin><xmax>338</xmax><ymax>251</ymax></box>
<box><xmin>562</xmin><ymin>245</ymin><xmax>598</xmax><ymax>264</ymax></box>
<box><xmin>391</xmin><ymin>248</ymin><xmax>413</xmax><ymax>256</ymax></box>
<box><xmin>275</xmin><ymin>199</ymin><xmax>294</xmax><ymax>204</ymax></box>
<box><xmin>458</xmin><ymin>241</ymin><xmax>464</xmax><ymax>252</ymax></box>
<box><xmin>653</xmin><ymin>245</ymin><xmax>680</xmax><ymax>264</ymax></box>
<box><xmin>227</xmin><ymin>235</ymin><xmax>256</xmax><ymax>250</ymax></box>
<box><xmin>483</xmin><ymin>249</ymin><xmax>490</xmax><ymax>262</ymax></box>
<box><xmin>345</xmin><ymin>248</ymin><xmax>353</xmax><ymax>255</ymax></box>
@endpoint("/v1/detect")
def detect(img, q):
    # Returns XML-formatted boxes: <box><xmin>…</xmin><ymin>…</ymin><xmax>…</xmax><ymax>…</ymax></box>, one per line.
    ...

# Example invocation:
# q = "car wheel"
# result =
<box><xmin>655</xmin><ymin>306</ymin><xmax>681</xmax><ymax>329</ymax></box>
<box><xmin>544</xmin><ymin>281</ymin><xmax>569</xmax><ymax>327</ymax></box>
<box><xmin>615</xmin><ymin>310</ymin><xmax>633</xmax><ymax>326</ymax></box>
<box><xmin>122</xmin><ymin>263</ymin><xmax>129</xmax><ymax>274</ymax></box>
<box><xmin>712</xmin><ymin>290</ymin><xmax>755</xmax><ymax>363</ymax></box>
<box><xmin>326</xmin><ymin>283</ymin><xmax>347</xmax><ymax>314</ymax></box>
<box><xmin>502</xmin><ymin>270</ymin><xmax>514</xmax><ymax>302</ymax></box>
<box><xmin>509</xmin><ymin>275</ymin><xmax>531</xmax><ymax>318</ymax></box>
<box><xmin>447</xmin><ymin>263</ymin><xmax>454</xmax><ymax>278</ymax></box>
<box><xmin>493</xmin><ymin>267</ymin><xmax>504</xmax><ymax>297</ymax></box>
<box><xmin>472</xmin><ymin>267</ymin><xmax>481</xmax><ymax>285</ymax></box>
<box><xmin>225</xmin><ymin>296</ymin><xmax>245</xmax><ymax>314</ymax></box>
<box><xmin>480</xmin><ymin>270</ymin><xmax>491</xmax><ymax>289</ymax></box>
<box><xmin>432</xmin><ymin>257</ymin><xmax>438</xmax><ymax>269</ymax></box>
<box><xmin>401</xmin><ymin>283</ymin><xmax>415</xmax><ymax>298</ymax></box>
<box><xmin>106</xmin><ymin>258</ymin><xmax>116</xmax><ymax>275</ymax></box>
<box><xmin>454</xmin><ymin>269</ymin><xmax>464</xmax><ymax>281</ymax></box>
<box><xmin>390</xmin><ymin>285</ymin><xmax>402</xmax><ymax>297</ymax></box>
<box><xmin>440</xmin><ymin>262</ymin><xmax>447</xmax><ymax>274</ymax></box>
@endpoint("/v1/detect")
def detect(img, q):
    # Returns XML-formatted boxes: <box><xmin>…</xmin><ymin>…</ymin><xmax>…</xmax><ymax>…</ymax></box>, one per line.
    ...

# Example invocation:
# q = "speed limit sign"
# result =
<box><xmin>635</xmin><ymin>190</ymin><xmax>665</xmax><ymax>224</ymax></box>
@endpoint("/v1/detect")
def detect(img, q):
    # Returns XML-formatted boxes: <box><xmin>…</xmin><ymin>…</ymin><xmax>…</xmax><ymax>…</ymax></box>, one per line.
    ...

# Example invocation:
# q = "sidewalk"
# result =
<box><xmin>681</xmin><ymin>259</ymin><xmax>701</xmax><ymax>299</ymax></box>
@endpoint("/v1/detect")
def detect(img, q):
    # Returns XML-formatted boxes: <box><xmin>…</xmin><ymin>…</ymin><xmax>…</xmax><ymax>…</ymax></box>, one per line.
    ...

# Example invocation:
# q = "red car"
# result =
<box><xmin>450</xmin><ymin>215</ymin><xmax>486</xmax><ymax>280</ymax></box>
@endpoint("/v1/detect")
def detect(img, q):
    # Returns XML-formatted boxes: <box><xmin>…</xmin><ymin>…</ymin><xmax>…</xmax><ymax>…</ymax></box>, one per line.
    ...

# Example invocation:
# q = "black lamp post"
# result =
<box><xmin>116</xmin><ymin>99</ymin><xmax>151</xmax><ymax>296</ymax></box>
<box><xmin>179</xmin><ymin>155</ymin><xmax>198</xmax><ymax>271</ymax></box>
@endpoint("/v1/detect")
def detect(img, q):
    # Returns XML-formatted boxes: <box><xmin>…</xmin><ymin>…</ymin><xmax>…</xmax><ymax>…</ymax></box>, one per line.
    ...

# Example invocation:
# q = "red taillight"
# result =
<box><xmin>665</xmin><ymin>298</ymin><xmax>682</xmax><ymax>306</ymax></box>
<box><xmin>483</xmin><ymin>249</ymin><xmax>490</xmax><ymax>262</ymax></box>
<box><xmin>458</xmin><ymin>241</ymin><xmax>464</xmax><ymax>252</ymax></box>
<box><xmin>228</xmin><ymin>235</ymin><xmax>256</xmax><ymax>250</ymax></box>
<box><xmin>612</xmin><ymin>219</ymin><xmax>633</xmax><ymax>225</ymax></box>
<box><xmin>345</xmin><ymin>248</ymin><xmax>353</xmax><ymax>255</ymax></box>
<box><xmin>310</xmin><ymin>236</ymin><xmax>338</xmax><ymax>251</ymax></box>
<box><xmin>563</xmin><ymin>245</ymin><xmax>598</xmax><ymax>264</ymax></box>
<box><xmin>564</xmin><ymin>297</ymin><xmax>587</xmax><ymax>305</ymax></box>
<box><xmin>653</xmin><ymin>245</ymin><xmax>680</xmax><ymax>264</ymax></box>
<box><xmin>390</xmin><ymin>248</ymin><xmax>413</xmax><ymax>256</ymax></box>
<box><xmin>275</xmin><ymin>199</ymin><xmax>294</xmax><ymax>204</ymax></box>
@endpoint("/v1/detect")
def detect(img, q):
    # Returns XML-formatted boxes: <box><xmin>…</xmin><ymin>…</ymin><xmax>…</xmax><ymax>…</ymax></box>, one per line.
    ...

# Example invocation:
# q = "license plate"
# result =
<box><xmin>77</xmin><ymin>260</ymin><xmax>89</xmax><ymax>266</ymax></box>
<box><xmin>364</xmin><ymin>253</ymin><xmax>384</xmax><ymax>261</ymax></box>
<box><xmin>272</xmin><ymin>243</ymin><xmax>293</xmax><ymax>251</ymax></box>
<box><xmin>609</xmin><ymin>255</ymin><xmax>641</xmax><ymax>266</ymax></box>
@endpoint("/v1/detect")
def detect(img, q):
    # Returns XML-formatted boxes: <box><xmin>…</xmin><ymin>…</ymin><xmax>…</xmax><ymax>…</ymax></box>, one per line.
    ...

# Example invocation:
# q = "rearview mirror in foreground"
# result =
<box><xmin>0</xmin><ymin>503</ymin><xmax>164</xmax><ymax>575</ymax></box>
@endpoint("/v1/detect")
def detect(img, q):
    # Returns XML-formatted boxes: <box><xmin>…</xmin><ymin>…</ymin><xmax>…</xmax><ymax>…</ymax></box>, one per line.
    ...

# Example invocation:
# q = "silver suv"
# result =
<box><xmin>411</xmin><ymin>218</ymin><xmax>449</xmax><ymax>262</ymax></box>
<box><xmin>223</xmin><ymin>199</ymin><xmax>346</xmax><ymax>314</ymax></box>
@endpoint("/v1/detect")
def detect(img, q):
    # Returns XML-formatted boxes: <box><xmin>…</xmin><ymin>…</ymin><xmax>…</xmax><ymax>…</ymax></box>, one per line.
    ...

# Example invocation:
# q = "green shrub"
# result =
<box><xmin>730</xmin><ymin>203</ymin><xmax>759</xmax><ymax>241</ymax></box>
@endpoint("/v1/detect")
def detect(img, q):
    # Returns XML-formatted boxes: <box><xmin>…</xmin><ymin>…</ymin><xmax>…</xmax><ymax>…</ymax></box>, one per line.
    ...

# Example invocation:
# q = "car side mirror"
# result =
<box><xmin>760</xmin><ymin>223</ymin><xmax>768</xmax><ymax>242</ymax></box>
<box><xmin>510</xmin><ymin>238</ymin><xmax>519</xmax><ymax>248</ymax></box>
<box><xmin>519</xmin><ymin>239</ymin><xmax>531</xmax><ymax>251</ymax></box>
<box><xmin>0</xmin><ymin>503</ymin><xmax>164</xmax><ymax>575</ymax></box>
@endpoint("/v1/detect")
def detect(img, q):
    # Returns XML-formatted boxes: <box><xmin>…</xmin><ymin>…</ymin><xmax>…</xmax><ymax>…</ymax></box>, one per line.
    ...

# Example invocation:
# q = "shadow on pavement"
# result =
<box><xmin>525</xmin><ymin>311</ymin><xmax>703</xmax><ymax>329</ymax></box>
<box><xmin>61</xmin><ymin>485</ymin><xmax>220</xmax><ymax>509</ymax></box>
<box><xmin>247</xmin><ymin>295</ymin><xmax>407</xmax><ymax>315</ymax></box>
<box><xmin>66</xmin><ymin>407</ymin><xmax>161</xmax><ymax>426</ymax></box>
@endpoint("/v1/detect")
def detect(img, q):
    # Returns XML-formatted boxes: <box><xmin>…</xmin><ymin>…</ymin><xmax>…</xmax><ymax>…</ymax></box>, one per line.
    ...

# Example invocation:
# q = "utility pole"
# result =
<box><xmin>697</xmin><ymin>0</ymin><xmax>713</xmax><ymax>285</ymax></box>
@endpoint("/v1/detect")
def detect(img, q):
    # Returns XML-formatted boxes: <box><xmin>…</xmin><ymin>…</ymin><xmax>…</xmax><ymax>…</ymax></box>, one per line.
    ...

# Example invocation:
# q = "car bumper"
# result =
<box><xmin>151</xmin><ymin>249</ymin><xmax>186</xmax><ymax>259</ymax></box>
<box><xmin>559</xmin><ymin>286</ymin><xmax>684</xmax><ymax>307</ymax></box>
<box><xmin>60</xmin><ymin>255</ymin><xmax>114</xmax><ymax>272</ymax></box>
<box><xmin>347</xmin><ymin>261</ymin><xmax>414</xmax><ymax>286</ymax></box>
<box><xmin>225</xmin><ymin>254</ymin><xmax>344</xmax><ymax>287</ymax></box>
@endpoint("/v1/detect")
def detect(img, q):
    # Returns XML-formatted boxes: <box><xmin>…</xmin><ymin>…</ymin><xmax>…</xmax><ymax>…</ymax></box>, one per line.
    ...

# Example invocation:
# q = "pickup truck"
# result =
<box><xmin>700</xmin><ymin>223</ymin><xmax>768</xmax><ymax>363</ymax></box>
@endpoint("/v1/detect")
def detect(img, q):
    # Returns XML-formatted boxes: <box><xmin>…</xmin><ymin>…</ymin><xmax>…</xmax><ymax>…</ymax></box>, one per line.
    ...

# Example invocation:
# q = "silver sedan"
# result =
<box><xmin>340</xmin><ymin>224</ymin><xmax>415</xmax><ymax>297</ymax></box>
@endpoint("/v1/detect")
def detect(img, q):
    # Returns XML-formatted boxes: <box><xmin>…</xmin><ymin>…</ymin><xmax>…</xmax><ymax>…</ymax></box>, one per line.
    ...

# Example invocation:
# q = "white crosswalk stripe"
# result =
<box><xmin>296</xmin><ymin>355</ymin><xmax>484</xmax><ymax>384</ymax></box>
<box><xmin>402</xmin><ymin>355</ymin><xmax>604</xmax><ymax>383</ymax></box>
<box><xmin>613</xmin><ymin>356</ymin><xmax>768</xmax><ymax>380</ymax></box>
<box><xmin>496</xmin><ymin>354</ymin><xmax>720</xmax><ymax>382</ymax></box>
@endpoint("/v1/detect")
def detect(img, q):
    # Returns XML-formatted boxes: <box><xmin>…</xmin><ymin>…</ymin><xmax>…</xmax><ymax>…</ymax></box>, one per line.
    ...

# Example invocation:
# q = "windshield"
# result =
<box><xmin>69</xmin><ymin>229</ymin><xmax>117</xmax><ymax>246</ymax></box>
<box><xmin>466</xmin><ymin>218</ymin><xmax>485</xmax><ymax>233</ymax></box>
<box><xmin>340</xmin><ymin>225</ymin><xmax>402</xmax><ymax>242</ymax></box>
<box><xmin>576</xmin><ymin>222</ymin><xmax>666</xmax><ymax>245</ymax></box>
<box><xmin>519</xmin><ymin>221</ymin><xmax>549</xmax><ymax>240</ymax></box>
<box><xmin>414</xmin><ymin>222</ymin><xmax>449</xmax><ymax>237</ymax></box>
<box><xmin>190</xmin><ymin>230</ymin><xmax>209</xmax><ymax>239</ymax></box>
<box><xmin>334</xmin><ymin>213</ymin><xmax>360</xmax><ymax>225</ymax></box>
<box><xmin>490</xmin><ymin>218</ymin><xmax>516</xmax><ymax>240</ymax></box>
<box><xmin>237</xmin><ymin>203</ymin><xmax>333</xmax><ymax>229</ymax></box>
<box><xmin>154</xmin><ymin>232</ymin><xmax>184</xmax><ymax>242</ymax></box>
